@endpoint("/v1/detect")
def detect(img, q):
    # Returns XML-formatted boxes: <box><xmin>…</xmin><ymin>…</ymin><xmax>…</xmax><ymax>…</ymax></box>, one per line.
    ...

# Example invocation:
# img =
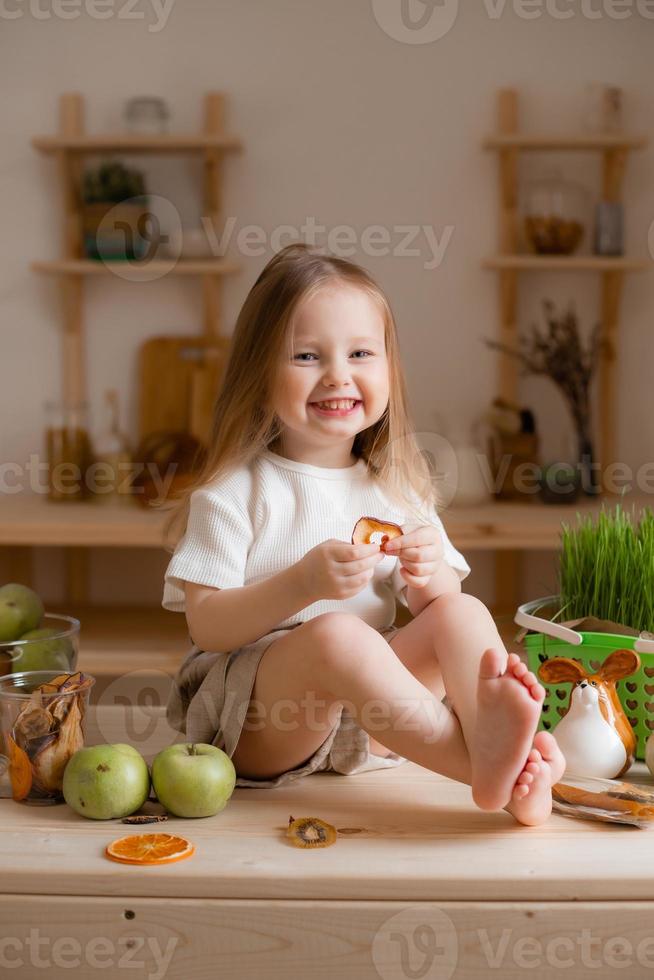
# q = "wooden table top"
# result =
<box><xmin>1</xmin><ymin>760</ymin><xmax>653</xmax><ymax>904</ymax></box>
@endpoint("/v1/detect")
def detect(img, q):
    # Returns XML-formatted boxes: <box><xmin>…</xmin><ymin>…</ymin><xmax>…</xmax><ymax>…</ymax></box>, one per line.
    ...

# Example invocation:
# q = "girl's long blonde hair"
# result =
<box><xmin>165</xmin><ymin>243</ymin><xmax>436</xmax><ymax>550</ymax></box>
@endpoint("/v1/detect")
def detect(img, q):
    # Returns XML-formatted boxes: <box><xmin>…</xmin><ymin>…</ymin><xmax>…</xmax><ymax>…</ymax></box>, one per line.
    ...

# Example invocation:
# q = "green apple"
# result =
<box><xmin>151</xmin><ymin>743</ymin><xmax>236</xmax><ymax>818</ymax></box>
<box><xmin>12</xmin><ymin>627</ymin><xmax>73</xmax><ymax>673</ymax></box>
<box><xmin>0</xmin><ymin>583</ymin><xmax>44</xmax><ymax>643</ymax></box>
<box><xmin>63</xmin><ymin>744</ymin><xmax>150</xmax><ymax>820</ymax></box>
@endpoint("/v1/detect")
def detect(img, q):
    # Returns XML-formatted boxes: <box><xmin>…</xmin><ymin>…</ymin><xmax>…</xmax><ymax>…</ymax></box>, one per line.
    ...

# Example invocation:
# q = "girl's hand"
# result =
<box><xmin>382</xmin><ymin>525</ymin><xmax>444</xmax><ymax>589</ymax></box>
<box><xmin>297</xmin><ymin>539</ymin><xmax>384</xmax><ymax>603</ymax></box>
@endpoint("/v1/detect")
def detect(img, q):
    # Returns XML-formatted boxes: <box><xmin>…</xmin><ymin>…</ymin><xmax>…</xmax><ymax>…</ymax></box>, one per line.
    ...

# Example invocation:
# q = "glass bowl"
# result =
<box><xmin>523</xmin><ymin>174</ymin><xmax>587</xmax><ymax>255</ymax></box>
<box><xmin>0</xmin><ymin>614</ymin><xmax>79</xmax><ymax>675</ymax></box>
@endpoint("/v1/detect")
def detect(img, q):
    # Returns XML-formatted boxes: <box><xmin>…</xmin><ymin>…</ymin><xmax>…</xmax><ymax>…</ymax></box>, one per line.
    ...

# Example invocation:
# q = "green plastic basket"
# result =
<box><xmin>516</xmin><ymin>596</ymin><xmax>654</xmax><ymax>761</ymax></box>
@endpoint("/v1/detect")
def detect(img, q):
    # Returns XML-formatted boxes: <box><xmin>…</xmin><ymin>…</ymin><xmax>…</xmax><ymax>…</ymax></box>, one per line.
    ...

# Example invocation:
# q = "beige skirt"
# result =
<box><xmin>165</xmin><ymin>622</ymin><xmax>408</xmax><ymax>788</ymax></box>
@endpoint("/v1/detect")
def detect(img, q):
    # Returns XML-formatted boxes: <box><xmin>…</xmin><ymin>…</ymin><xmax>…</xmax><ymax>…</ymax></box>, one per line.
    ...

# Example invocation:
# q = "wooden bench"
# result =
<box><xmin>1</xmin><ymin>702</ymin><xmax>654</xmax><ymax>979</ymax></box>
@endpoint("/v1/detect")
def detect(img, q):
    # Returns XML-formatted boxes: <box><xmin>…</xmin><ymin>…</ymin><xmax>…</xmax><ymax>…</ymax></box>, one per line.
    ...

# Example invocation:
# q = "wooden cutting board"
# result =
<box><xmin>138</xmin><ymin>336</ymin><xmax>230</xmax><ymax>446</ymax></box>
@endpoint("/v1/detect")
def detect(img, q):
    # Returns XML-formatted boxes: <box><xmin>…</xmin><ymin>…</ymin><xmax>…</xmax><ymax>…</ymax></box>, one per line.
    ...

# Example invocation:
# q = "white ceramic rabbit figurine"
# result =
<box><xmin>538</xmin><ymin>649</ymin><xmax>640</xmax><ymax>779</ymax></box>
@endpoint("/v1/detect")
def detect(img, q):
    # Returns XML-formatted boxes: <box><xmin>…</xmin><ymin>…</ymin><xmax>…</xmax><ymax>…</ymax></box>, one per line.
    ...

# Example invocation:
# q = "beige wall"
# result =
<box><xmin>1</xmin><ymin>0</ymin><xmax>653</xmax><ymax>608</ymax></box>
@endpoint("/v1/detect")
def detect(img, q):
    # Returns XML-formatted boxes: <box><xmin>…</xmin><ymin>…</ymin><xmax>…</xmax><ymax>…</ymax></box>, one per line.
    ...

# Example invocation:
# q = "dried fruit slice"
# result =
<box><xmin>12</xmin><ymin>701</ymin><xmax>51</xmax><ymax>745</ymax></box>
<box><xmin>5</xmin><ymin>732</ymin><xmax>32</xmax><ymax>801</ymax></box>
<box><xmin>351</xmin><ymin>516</ymin><xmax>403</xmax><ymax>549</ymax></box>
<box><xmin>105</xmin><ymin>833</ymin><xmax>195</xmax><ymax>865</ymax></box>
<box><xmin>287</xmin><ymin>815</ymin><xmax>337</xmax><ymax>848</ymax></box>
<box><xmin>31</xmin><ymin>693</ymin><xmax>84</xmax><ymax>793</ymax></box>
<box><xmin>121</xmin><ymin>814</ymin><xmax>169</xmax><ymax>825</ymax></box>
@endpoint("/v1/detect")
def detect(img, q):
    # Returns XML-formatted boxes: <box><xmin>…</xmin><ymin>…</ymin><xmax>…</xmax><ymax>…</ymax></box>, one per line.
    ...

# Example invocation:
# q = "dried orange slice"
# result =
<box><xmin>5</xmin><ymin>732</ymin><xmax>33</xmax><ymax>802</ymax></box>
<box><xmin>105</xmin><ymin>833</ymin><xmax>195</xmax><ymax>866</ymax></box>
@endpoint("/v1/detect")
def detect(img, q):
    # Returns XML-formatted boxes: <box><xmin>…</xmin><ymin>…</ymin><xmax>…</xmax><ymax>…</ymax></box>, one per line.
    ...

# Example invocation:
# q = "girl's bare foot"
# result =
<box><xmin>506</xmin><ymin>731</ymin><xmax>566</xmax><ymax>827</ymax></box>
<box><xmin>471</xmin><ymin>649</ymin><xmax>545</xmax><ymax>811</ymax></box>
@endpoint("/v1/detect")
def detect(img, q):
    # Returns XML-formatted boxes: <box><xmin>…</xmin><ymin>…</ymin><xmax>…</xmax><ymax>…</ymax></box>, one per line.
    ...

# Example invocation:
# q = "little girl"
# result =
<box><xmin>162</xmin><ymin>243</ymin><xmax>565</xmax><ymax>826</ymax></box>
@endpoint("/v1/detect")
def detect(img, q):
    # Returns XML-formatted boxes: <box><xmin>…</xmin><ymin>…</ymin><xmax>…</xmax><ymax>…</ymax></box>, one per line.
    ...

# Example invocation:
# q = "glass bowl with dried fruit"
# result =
<box><xmin>0</xmin><ymin>671</ymin><xmax>95</xmax><ymax>805</ymax></box>
<box><xmin>523</xmin><ymin>173</ymin><xmax>588</xmax><ymax>255</ymax></box>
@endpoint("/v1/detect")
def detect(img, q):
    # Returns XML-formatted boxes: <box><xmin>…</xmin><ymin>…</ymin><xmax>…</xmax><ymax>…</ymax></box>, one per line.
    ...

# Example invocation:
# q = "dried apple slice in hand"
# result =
<box><xmin>351</xmin><ymin>516</ymin><xmax>403</xmax><ymax>549</ymax></box>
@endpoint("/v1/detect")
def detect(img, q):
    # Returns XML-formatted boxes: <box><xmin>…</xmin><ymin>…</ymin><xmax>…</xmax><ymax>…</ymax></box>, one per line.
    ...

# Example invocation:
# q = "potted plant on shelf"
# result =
<box><xmin>515</xmin><ymin>504</ymin><xmax>654</xmax><ymax>762</ymax></box>
<box><xmin>81</xmin><ymin>161</ymin><xmax>149</xmax><ymax>260</ymax></box>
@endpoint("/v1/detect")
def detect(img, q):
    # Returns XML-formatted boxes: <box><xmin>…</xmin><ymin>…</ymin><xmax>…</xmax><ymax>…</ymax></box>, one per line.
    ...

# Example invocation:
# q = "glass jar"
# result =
<box><xmin>523</xmin><ymin>174</ymin><xmax>588</xmax><ymax>255</ymax></box>
<box><xmin>124</xmin><ymin>97</ymin><xmax>170</xmax><ymax>135</ymax></box>
<box><xmin>91</xmin><ymin>389</ymin><xmax>133</xmax><ymax>506</ymax></box>
<box><xmin>44</xmin><ymin>401</ymin><xmax>94</xmax><ymax>502</ymax></box>
<box><xmin>0</xmin><ymin>670</ymin><xmax>95</xmax><ymax>805</ymax></box>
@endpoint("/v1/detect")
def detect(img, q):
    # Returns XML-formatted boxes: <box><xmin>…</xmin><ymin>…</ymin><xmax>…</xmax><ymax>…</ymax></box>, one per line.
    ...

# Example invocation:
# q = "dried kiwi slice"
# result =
<box><xmin>287</xmin><ymin>815</ymin><xmax>337</xmax><ymax>849</ymax></box>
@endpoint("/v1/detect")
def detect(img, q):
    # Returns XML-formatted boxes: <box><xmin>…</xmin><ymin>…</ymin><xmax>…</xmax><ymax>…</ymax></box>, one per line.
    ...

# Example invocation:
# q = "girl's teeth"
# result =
<box><xmin>315</xmin><ymin>400</ymin><xmax>357</xmax><ymax>410</ymax></box>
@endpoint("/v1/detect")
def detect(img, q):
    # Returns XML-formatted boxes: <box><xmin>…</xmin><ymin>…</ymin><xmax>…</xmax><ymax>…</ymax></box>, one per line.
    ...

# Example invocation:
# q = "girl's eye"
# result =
<box><xmin>292</xmin><ymin>350</ymin><xmax>373</xmax><ymax>362</ymax></box>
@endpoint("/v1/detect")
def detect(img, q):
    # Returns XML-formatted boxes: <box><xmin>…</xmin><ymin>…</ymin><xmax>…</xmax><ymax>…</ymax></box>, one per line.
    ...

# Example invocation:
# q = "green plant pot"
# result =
<box><xmin>517</xmin><ymin>597</ymin><xmax>654</xmax><ymax>761</ymax></box>
<box><xmin>537</xmin><ymin>462</ymin><xmax>582</xmax><ymax>504</ymax></box>
<box><xmin>82</xmin><ymin>199</ymin><xmax>150</xmax><ymax>260</ymax></box>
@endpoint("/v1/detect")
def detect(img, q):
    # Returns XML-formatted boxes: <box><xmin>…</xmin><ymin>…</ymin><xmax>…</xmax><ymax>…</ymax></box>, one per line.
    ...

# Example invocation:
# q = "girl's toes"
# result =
<box><xmin>525</xmin><ymin>762</ymin><xmax>540</xmax><ymax>777</ymax></box>
<box><xmin>507</xmin><ymin>652</ymin><xmax>521</xmax><ymax>670</ymax></box>
<box><xmin>479</xmin><ymin>648</ymin><xmax>506</xmax><ymax>679</ymax></box>
<box><xmin>517</xmin><ymin>770</ymin><xmax>534</xmax><ymax>785</ymax></box>
<box><xmin>511</xmin><ymin>660</ymin><xmax>527</xmax><ymax>678</ymax></box>
<box><xmin>533</xmin><ymin>730</ymin><xmax>558</xmax><ymax>760</ymax></box>
<box><xmin>513</xmin><ymin>783</ymin><xmax>530</xmax><ymax>800</ymax></box>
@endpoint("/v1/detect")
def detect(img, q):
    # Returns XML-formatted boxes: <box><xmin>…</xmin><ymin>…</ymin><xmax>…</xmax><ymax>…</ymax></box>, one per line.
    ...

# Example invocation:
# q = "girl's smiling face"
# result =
<box><xmin>271</xmin><ymin>283</ymin><xmax>390</xmax><ymax>467</ymax></box>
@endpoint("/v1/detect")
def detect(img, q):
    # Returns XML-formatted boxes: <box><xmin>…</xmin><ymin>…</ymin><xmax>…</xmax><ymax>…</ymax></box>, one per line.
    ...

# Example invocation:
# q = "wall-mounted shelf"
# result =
<box><xmin>482</xmin><ymin>87</ymin><xmax>649</xmax><ymax>613</ymax></box>
<box><xmin>33</xmin><ymin>91</ymin><xmax>242</xmax><ymax>408</ymax></box>
<box><xmin>32</xmin><ymin>258</ymin><xmax>240</xmax><ymax>278</ymax></box>
<box><xmin>483</xmin><ymin>255</ymin><xmax>648</xmax><ymax>272</ymax></box>
<box><xmin>33</xmin><ymin>134</ymin><xmax>243</xmax><ymax>154</ymax></box>
<box><xmin>483</xmin><ymin>133</ymin><xmax>647</xmax><ymax>152</ymax></box>
<box><xmin>483</xmin><ymin>88</ymin><xmax>648</xmax><ymax>474</ymax></box>
<box><xmin>18</xmin><ymin>91</ymin><xmax>243</xmax><ymax>622</ymax></box>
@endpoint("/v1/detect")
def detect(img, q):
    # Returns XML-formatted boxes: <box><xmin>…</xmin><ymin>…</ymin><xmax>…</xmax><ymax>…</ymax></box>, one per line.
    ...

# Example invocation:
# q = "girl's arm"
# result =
<box><xmin>184</xmin><ymin>565</ymin><xmax>310</xmax><ymax>654</ymax></box>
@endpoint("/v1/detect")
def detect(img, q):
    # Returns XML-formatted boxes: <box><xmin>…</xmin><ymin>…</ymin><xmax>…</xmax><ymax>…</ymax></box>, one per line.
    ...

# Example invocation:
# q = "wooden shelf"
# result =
<box><xmin>32</xmin><ymin>134</ymin><xmax>243</xmax><ymax>154</ymax></box>
<box><xmin>483</xmin><ymin>86</ymin><xmax>650</xmax><ymax>564</ymax></box>
<box><xmin>2</xmin><ymin>493</ymin><xmax>652</xmax><ymax>553</ymax></box>
<box><xmin>483</xmin><ymin>254</ymin><xmax>649</xmax><ymax>272</ymax></box>
<box><xmin>444</xmin><ymin>494</ymin><xmax>654</xmax><ymax>551</ymax></box>
<box><xmin>31</xmin><ymin>91</ymin><xmax>241</xmax><ymax>411</ymax></box>
<box><xmin>0</xmin><ymin>495</ymin><xmax>171</xmax><ymax>547</ymax></box>
<box><xmin>483</xmin><ymin>133</ymin><xmax>647</xmax><ymax>152</ymax></box>
<box><xmin>32</xmin><ymin>258</ymin><xmax>241</xmax><ymax>279</ymax></box>
<box><xmin>51</xmin><ymin>604</ymin><xmax>190</xmax><ymax>675</ymax></box>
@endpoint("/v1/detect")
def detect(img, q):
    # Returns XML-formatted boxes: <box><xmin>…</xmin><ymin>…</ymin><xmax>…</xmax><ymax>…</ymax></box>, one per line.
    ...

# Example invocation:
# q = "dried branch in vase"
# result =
<box><xmin>485</xmin><ymin>301</ymin><xmax>606</xmax><ymax>495</ymax></box>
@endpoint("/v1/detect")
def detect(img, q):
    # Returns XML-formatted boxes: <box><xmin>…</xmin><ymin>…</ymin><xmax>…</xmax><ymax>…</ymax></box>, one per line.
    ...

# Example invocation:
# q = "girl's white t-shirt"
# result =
<box><xmin>162</xmin><ymin>450</ymin><xmax>470</xmax><ymax>631</ymax></box>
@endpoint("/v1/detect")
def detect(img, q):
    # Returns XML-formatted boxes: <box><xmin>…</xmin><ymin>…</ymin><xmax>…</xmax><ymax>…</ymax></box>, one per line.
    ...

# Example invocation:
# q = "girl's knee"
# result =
<box><xmin>308</xmin><ymin>612</ymin><xmax>378</xmax><ymax>672</ymax></box>
<box><xmin>426</xmin><ymin>591</ymin><xmax>489</xmax><ymax>624</ymax></box>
